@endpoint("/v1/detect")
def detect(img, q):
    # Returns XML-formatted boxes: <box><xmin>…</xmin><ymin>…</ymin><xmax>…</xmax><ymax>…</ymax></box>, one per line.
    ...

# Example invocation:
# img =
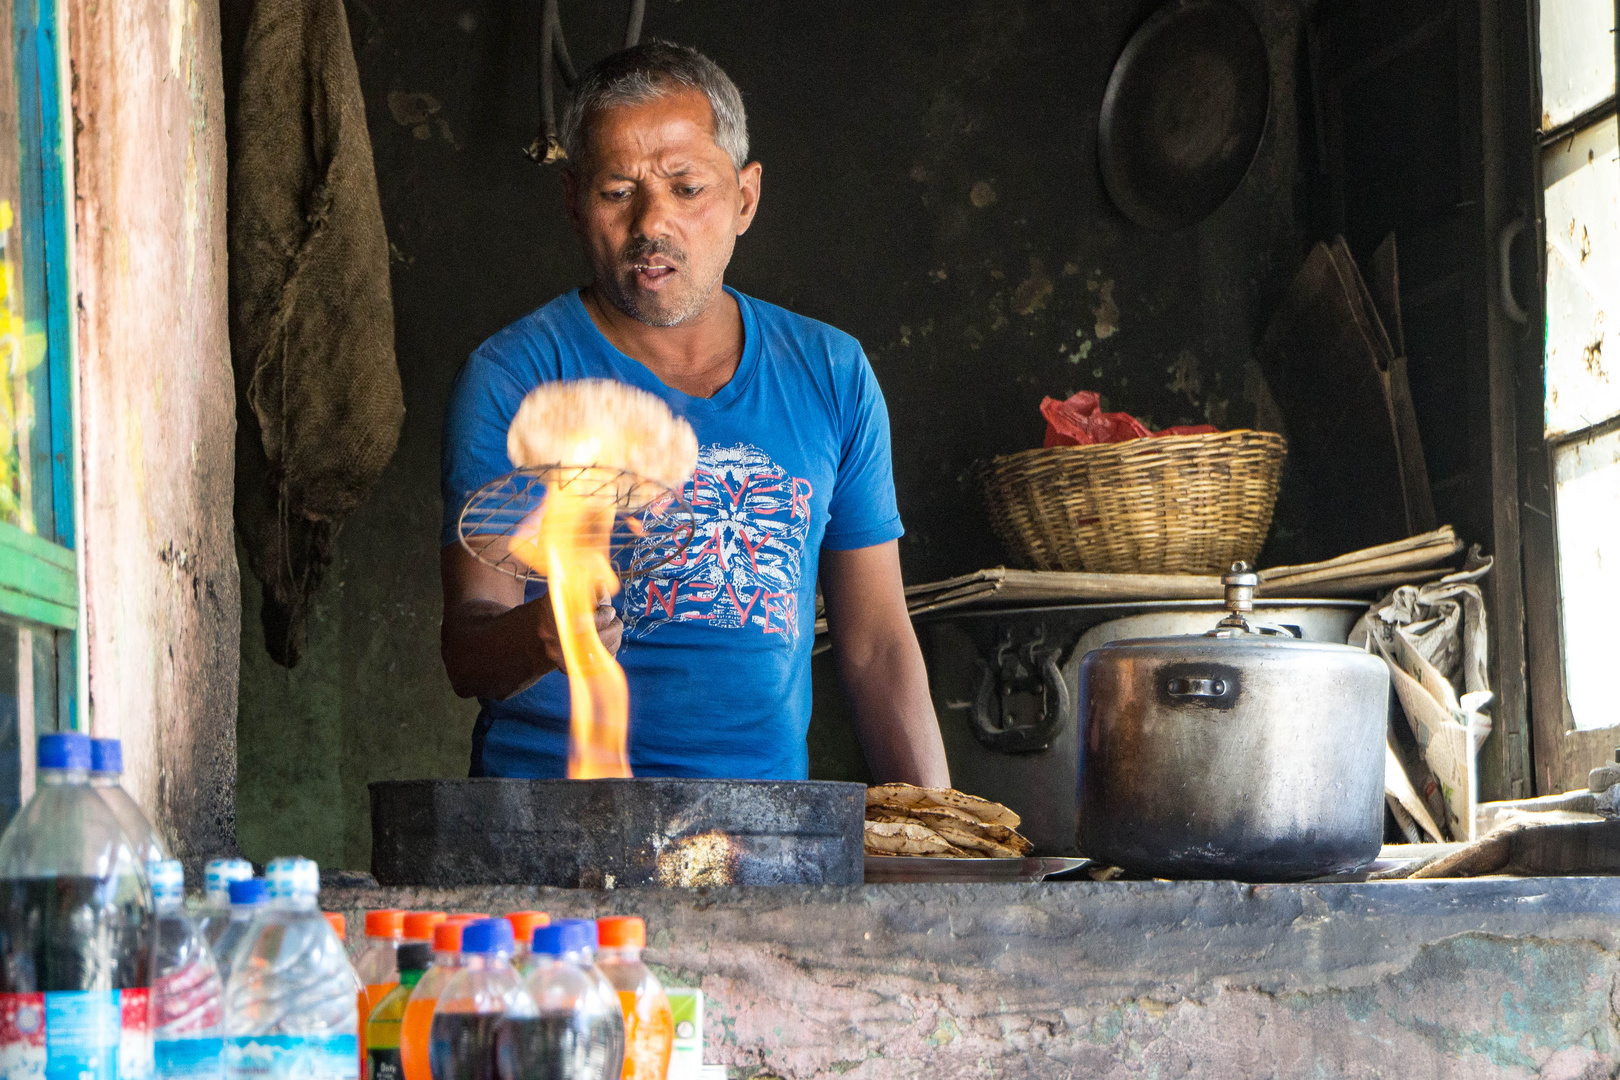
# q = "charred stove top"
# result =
<box><xmin>369</xmin><ymin>778</ymin><xmax>865</xmax><ymax>888</ymax></box>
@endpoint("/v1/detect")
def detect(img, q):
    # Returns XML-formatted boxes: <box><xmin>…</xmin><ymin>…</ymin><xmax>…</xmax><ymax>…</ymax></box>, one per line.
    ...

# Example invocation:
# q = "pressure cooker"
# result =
<box><xmin>918</xmin><ymin>594</ymin><xmax>1370</xmax><ymax>856</ymax></box>
<box><xmin>1075</xmin><ymin>563</ymin><xmax>1390</xmax><ymax>880</ymax></box>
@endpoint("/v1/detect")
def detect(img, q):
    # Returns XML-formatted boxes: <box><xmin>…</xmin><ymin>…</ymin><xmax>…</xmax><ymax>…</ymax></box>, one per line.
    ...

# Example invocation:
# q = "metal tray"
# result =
<box><xmin>864</xmin><ymin>855</ymin><xmax>1087</xmax><ymax>884</ymax></box>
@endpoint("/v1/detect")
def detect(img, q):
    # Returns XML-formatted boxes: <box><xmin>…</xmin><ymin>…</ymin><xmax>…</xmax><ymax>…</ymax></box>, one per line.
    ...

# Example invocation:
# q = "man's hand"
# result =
<box><xmin>820</xmin><ymin>541</ymin><xmax>951</xmax><ymax>788</ymax></box>
<box><xmin>442</xmin><ymin>544</ymin><xmax>623</xmax><ymax>700</ymax></box>
<box><xmin>535</xmin><ymin>598</ymin><xmax>624</xmax><ymax>673</ymax></box>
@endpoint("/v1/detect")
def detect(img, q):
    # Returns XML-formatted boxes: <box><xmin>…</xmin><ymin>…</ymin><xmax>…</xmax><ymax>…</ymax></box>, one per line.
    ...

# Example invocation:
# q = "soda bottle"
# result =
<box><xmin>150</xmin><ymin>858</ymin><xmax>224</xmax><ymax>1079</ymax></box>
<box><xmin>364</xmin><ymin>941</ymin><xmax>430</xmax><ymax>1080</ymax></box>
<box><xmin>497</xmin><ymin>922</ymin><xmax>609</xmax><ymax>1080</ymax></box>
<box><xmin>595</xmin><ymin>918</ymin><xmax>671</xmax><ymax>1080</ymax></box>
<box><xmin>549</xmin><ymin>921</ymin><xmax>624</xmax><ymax>1080</ymax></box>
<box><xmin>399</xmin><ymin>919</ymin><xmax>469</xmax><ymax>1080</ymax></box>
<box><xmin>503</xmin><ymin>912</ymin><xmax>549</xmax><ymax>975</ymax></box>
<box><xmin>356</xmin><ymin>910</ymin><xmax>403</xmax><ymax>1077</ymax></box>
<box><xmin>91</xmin><ymin>736</ymin><xmax>170</xmax><ymax>868</ymax></box>
<box><xmin>211</xmin><ymin>879</ymin><xmax>267</xmax><ymax>984</ymax></box>
<box><xmin>429</xmin><ymin>919</ymin><xmax>535</xmax><ymax>1080</ymax></box>
<box><xmin>198</xmin><ymin>859</ymin><xmax>254</xmax><ymax>947</ymax></box>
<box><xmin>222</xmin><ymin>856</ymin><xmax>361</xmax><ymax>1079</ymax></box>
<box><xmin>401</xmin><ymin>912</ymin><xmax>447</xmax><ymax>947</ymax></box>
<box><xmin>0</xmin><ymin>732</ymin><xmax>154</xmax><ymax>1078</ymax></box>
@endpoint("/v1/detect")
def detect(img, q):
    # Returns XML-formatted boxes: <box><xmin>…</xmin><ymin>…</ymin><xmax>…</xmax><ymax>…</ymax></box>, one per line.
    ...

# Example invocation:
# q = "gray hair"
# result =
<box><xmin>559</xmin><ymin>40</ymin><xmax>749</xmax><ymax>171</ymax></box>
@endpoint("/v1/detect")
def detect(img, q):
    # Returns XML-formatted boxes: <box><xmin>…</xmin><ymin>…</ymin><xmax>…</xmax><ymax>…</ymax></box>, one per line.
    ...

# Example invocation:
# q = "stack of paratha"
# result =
<box><xmin>864</xmin><ymin>784</ymin><xmax>1034</xmax><ymax>859</ymax></box>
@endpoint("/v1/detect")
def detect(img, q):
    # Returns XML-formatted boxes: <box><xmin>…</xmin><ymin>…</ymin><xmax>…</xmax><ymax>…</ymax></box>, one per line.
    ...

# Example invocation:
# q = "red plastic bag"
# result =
<box><xmin>1040</xmin><ymin>391</ymin><xmax>1217</xmax><ymax>447</ymax></box>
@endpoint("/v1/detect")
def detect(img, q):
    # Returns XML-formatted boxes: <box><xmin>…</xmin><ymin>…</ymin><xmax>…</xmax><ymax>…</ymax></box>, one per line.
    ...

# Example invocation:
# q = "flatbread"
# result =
<box><xmin>863</xmin><ymin>819</ymin><xmax>958</xmax><ymax>856</ymax></box>
<box><xmin>907</xmin><ymin>808</ymin><xmax>1033</xmax><ymax>856</ymax></box>
<box><xmin>866</xmin><ymin>783</ymin><xmax>1022</xmax><ymax>829</ymax></box>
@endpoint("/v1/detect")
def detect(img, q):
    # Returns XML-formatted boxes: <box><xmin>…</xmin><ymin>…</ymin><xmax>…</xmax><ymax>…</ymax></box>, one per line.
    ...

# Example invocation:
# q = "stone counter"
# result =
<box><xmin>324</xmin><ymin>878</ymin><xmax>1620</xmax><ymax>1079</ymax></box>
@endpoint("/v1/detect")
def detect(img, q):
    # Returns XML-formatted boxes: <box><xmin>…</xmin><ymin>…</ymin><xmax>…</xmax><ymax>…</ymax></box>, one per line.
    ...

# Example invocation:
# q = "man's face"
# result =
<box><xmin>565</xmin><ymin>88</ymin><xmax>761</xmax><ymax>328</ymax></box>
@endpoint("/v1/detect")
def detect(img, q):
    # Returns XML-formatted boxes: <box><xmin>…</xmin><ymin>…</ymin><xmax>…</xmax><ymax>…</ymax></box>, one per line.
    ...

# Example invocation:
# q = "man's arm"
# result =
<box><xmin>819</xmin><ymin>541</ymin><xmax>950</xmax><ymax>787</ymax></box>
<box><xmin>440</xmin><ymin>543</ymin><xmax>622</xmax><ymax>700</ymax></box>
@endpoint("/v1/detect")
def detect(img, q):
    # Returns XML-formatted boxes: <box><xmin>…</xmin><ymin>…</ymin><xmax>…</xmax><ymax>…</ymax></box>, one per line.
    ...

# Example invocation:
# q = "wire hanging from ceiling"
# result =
<box><xmin>527</xmin><ymin>0</ymin><xmax>646</xmax><ymax>165</ymax></box>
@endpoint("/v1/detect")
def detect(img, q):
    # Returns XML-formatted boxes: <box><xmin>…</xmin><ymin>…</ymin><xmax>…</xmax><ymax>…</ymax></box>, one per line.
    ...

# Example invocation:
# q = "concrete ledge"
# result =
<box><xmin>325</xmin><ymin>878</ymin><xmax>1620</xmax><ymax>1079</ymax></box>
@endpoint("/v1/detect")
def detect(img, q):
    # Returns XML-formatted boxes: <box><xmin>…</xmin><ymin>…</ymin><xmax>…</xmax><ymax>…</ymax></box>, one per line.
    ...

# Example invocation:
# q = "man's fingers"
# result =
<box><xmin>596</xmin><ymin>603</ymin><xmax>624</xmax><ymax>656</ymax></box>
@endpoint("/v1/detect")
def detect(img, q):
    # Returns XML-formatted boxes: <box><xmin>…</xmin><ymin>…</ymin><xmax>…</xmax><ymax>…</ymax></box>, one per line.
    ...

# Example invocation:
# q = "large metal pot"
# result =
<box><xmin>1076</xmin><ymin>565</ymin><xmax>1389</xmax><ymax>881</ymax></box>
<box><xmin>919</xmin><ymin>596</ymin><xmax>1368</xmax><ymax>856</ymax></box>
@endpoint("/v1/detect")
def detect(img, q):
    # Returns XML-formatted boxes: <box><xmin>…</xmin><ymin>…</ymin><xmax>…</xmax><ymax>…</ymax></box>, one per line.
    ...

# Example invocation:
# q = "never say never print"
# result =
<box><xmin>622</xmin><ymin>443</ymin><xmax>812</xmax><ymax>642</ymax></box>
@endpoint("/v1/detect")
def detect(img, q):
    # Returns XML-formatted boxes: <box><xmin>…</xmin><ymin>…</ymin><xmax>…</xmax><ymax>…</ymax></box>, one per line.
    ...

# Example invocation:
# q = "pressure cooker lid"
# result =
<box><xmin>1100</xmin><ymin>562</ymin><xmax>1373</xmax><ymax>655</ymax></box>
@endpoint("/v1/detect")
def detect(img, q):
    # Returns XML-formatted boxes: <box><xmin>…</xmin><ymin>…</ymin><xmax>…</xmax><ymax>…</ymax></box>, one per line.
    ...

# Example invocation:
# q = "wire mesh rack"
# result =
<box><xmin>457</xmin><ymin>464</ymin><xmax>696</xmax><ymax>583</ymax></box>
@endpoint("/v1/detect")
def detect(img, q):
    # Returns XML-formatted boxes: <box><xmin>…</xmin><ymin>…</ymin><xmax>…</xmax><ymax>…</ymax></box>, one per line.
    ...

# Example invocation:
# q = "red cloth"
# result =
<box><xmin>1040</xmin><ymin>391</ymin><xmax>1217</xmax><ymax>447</ymax></box>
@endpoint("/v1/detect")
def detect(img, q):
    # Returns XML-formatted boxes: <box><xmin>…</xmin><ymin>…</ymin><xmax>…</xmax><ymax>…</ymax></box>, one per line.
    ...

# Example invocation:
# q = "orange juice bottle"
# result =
<box><xmin>399</xmin><ymin>919</ymin><xmax>470</xmax><ymax>1080</ymax></box>
<box><xmin>504</xmin><ymin>910</ymin><xmax>550</xmax><ymax>974</ymax></box>
<box><xmin>356</xmin><ymin>909</ymin><xmax>405</xmax><ymax>1078</ymax></box>
<box><xmin>596</xmin><ymin>916</ymin><xmax>673</xmax><ymax>1080</ymax></box>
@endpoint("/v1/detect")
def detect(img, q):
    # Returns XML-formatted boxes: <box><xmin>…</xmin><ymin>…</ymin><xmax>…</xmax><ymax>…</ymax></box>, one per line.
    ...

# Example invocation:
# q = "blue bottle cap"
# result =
<box><xmin>90</xmin><ymin>738</ymin><xmax>123</xmax><ymax>775</ymax></box>
<box><xmin>460</xmin><ymin>918</ymin><xmax>515</xmax><ymax>956</ymax></box>
<box><xmin>37</xmin><ymin>732</ymin><xmax>92</xmax><ymax>771</ymax></box>
<box><xmin>531</xmin><ymin>924</ymin><xmax>568</xmax><ymax>957</ymax></box>
<box><xmin>553</xmin><ymin>918</ymin><xmax>600</xmax><ymax>950</ymax></box>
<box><xmin>150</xmin><ymin>859</ymin><xmax>185</xmax><ymax>905</ymax></box>
<box><xmin>229</xmin><ymin>878</ymin><xmax>269</xmax><ymax>905</ymax></box>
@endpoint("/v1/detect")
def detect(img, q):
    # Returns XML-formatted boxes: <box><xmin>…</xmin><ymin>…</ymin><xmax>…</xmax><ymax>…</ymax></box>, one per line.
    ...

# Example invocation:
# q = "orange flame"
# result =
<box><xmin>512</xmin><ymin>476</ymin><xmax>631</xmax><ymax>779</ymax></box>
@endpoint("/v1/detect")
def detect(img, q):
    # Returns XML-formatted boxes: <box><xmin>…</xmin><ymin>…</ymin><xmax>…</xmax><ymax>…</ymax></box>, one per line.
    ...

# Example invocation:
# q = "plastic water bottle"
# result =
<box><xmin>211</xmin><ymin>878</ymin><xmax>268</xmax><ymax>984</ymax></box>
<box><xmin>223</xmin><ymin>857</ymin><xmax>361</xmax><ymax>1079</ymax></box>
<box><xmin>429</xmin><ymin>919</ymin><xmax>535</xmax><ymax>1080</ymax></box>
<box><xmin>551</xmin><ymin>921</ymin><xmax>625</xmax><ymax>1080</ymax></box>
<box><xmin>0</xmin><ymin>731</ymin><xmax>154</xmax><ymax>1077</ymax></box>
<box><xmin>151</xmin><ymin>858</ymin><xmax>225</xmax><ymax>1079</ymax></box>
<box><xmin>497</xmin><ymin>922</ymin><xmax>608</xmax><ymax>1080</ymax></box>
<box><xmin>199</xmin><ymin>859</ymin><xmax>255</xmax><ymax>947</ymax></box>
<box><xmin>595</xmin><ymin>917</ymin><xmax>671</xmax><ymax>1080</ymax></box>
<box><xmin>91</xmin><ymin>736</ymin><xmax>170</xmax><ymax>869</ymax></box>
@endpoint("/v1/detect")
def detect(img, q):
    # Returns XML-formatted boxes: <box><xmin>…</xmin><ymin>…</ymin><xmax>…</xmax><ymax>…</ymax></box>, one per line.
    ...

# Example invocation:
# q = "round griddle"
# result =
<box><xmin>1098</xmin><ymin>0</ymin><xmax>1271</xmax><ymax>231</ymax></box>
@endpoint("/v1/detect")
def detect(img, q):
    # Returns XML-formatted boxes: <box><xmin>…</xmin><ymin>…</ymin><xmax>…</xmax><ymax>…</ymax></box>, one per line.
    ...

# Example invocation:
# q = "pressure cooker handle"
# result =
<box><xmin>970</xmin><ymin>652</ymin><xmax>1069</xmax><ymax>754</ymax></box>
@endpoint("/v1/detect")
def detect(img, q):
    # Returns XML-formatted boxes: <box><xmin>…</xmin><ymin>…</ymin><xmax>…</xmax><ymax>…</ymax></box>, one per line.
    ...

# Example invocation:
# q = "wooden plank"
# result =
<box><xmin>0</xmin><ymin>584</ymin><xmax>74</xmax><ymax>630</ymax></box>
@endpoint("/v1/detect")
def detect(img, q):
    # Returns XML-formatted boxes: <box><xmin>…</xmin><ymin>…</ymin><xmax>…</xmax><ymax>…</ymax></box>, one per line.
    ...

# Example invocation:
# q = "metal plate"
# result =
<box><xmin>864</xmin><ymin>855</ymin><xmax>1088</xmax><ymax>884</ymax></box>
<box><xmin>1098</xmin><ymin>0</ymin><xmax>1271</xmax><ymax>231</ymax></box>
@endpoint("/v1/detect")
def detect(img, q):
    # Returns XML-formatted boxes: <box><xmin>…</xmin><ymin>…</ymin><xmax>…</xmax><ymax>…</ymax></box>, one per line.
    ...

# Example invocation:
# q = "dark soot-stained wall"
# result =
<box><xmin>236</xmin><ymin>0</ymin><xmax>1305</xmax><ymax>869</ymax></box>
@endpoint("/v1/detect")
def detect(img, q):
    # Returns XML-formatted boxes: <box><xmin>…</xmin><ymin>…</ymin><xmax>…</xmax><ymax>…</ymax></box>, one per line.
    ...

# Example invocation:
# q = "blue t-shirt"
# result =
<box><xmin>441</xmin><ymin>287</ymin><xmax>903</xmax><ymax>780</ymax></box>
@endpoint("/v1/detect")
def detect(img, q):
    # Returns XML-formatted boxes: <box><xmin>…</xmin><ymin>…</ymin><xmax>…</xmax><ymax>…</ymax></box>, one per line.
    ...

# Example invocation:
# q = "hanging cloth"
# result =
<box><xmin>229</xmin><ymin>0</ymin><xmax>403</xmax><ymax>666</ymax></box>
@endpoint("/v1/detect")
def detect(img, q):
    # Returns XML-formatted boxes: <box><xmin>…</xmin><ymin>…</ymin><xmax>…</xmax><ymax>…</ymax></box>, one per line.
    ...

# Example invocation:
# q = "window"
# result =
<box><xmin>0</xmin><ymin>0</ymin><xmax>79</xmax><ymax>822</ymax></box>
<box><xmin>1542</xmin><ymin>0</ymin><xmax>1618</xmax><ymax>735</ymax></box>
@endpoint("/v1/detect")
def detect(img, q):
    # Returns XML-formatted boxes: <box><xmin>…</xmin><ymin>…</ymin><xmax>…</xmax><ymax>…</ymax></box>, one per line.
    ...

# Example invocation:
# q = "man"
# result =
<box><xmin>440</xmin><ymin>41</ymin><xmax>949</xmax><ymax>786</ymax></box>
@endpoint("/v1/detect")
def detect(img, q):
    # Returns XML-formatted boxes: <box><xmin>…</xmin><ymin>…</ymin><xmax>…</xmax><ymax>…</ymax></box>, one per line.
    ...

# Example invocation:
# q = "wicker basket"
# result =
<box><xmin>980</xmin><ymin>429</ymin><xmax>1288</xmax><ymax>574</ymax></box>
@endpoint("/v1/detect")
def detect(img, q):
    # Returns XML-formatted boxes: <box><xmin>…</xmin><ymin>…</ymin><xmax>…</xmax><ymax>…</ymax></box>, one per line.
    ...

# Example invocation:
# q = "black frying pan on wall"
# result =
<box><xmin>1098</xmin><ymin>0</ymin><xmax>1272</xmax><ymax>232</ymax></box>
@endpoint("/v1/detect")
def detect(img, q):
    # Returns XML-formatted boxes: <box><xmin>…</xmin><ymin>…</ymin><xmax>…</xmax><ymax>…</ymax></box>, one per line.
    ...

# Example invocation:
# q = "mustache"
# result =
<box><xmin>619</xmin><ymin>237</ymin><xmax>686</xmax><ymax>266</ymax></box>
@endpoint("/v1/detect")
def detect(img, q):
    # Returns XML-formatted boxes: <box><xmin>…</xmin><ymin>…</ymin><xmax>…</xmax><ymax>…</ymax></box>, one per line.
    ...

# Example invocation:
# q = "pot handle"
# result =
<box><xmin>970</xmin><ymin>648</ymin><xmax>1069</xmax><ymax>754</ymax></box>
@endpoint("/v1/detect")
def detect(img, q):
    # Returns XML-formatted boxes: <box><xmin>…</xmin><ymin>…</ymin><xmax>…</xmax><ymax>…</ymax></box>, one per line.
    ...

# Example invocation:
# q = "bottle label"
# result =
<box><xmin>365</xmin><ymin>1047</ymin><xmax>402</xmax><ymax>1080</ymax></box>
<box><xmin>155</xmin><ymin>1036</ymin><xmax>223</xmax><ymax>1079</ymax></box>
<box><xmin>0</xmin><ymin>989</ymin><xmax>155</xmax><ymax>1080</ymax></box>
<box><xmin>223</xmin><ymin>1035</ymin><xmax>359</xmax><ymax>1079</ymax></box>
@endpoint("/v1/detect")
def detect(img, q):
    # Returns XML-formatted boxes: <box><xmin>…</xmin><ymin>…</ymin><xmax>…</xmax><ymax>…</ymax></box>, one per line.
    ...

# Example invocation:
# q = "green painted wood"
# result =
<box><xmin>0</xmin><ymin>584</ymin><xmax>74</xmax><ymax>630</ymax></box>
<box><xmin>0</xmin><ymin>520</ymin><xmax>76</xmax><ymax>628</ymax></box>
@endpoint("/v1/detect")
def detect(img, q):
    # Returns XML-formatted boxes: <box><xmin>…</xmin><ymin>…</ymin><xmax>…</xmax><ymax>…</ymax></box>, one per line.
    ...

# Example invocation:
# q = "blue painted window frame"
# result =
<box><xmin>7</xmin><ymin>0</ymin><xmax>78</xmax><ymax>733</ymax></box>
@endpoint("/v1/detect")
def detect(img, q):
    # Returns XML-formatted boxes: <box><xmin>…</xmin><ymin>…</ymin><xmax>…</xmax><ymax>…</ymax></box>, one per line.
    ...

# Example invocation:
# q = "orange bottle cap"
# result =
<box><xmin>596</xmin><ymin>915</ymin><xmax>645</xmax><ymax>948</ymax></box>
<box><xmin>402</xmin><ymin>911</ymin><xmax>447</xmax><ymax>940</ymax></box>
<box><xmin>364</xmin><ymin>910</ymin><xmax>405</xmax><ymax>938</ymax></box>
<box><xmin>505</xmin><ymin>911</ymin><xmax>550</xmax><ymax>942</ymax></box>
<box><xmin>433</xmin><ymin>922</ymin><xmax>466</xmax><ymax>952</ymax></box>
<box><xmin>444</xmin><ymin>912</ymin><xmax>489</xmax><ymax>924</ymax></box>
<box><xmin>325</xmin><ymin>912</ymin><xmax>346</xmax><ymax>937</ymax></box>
